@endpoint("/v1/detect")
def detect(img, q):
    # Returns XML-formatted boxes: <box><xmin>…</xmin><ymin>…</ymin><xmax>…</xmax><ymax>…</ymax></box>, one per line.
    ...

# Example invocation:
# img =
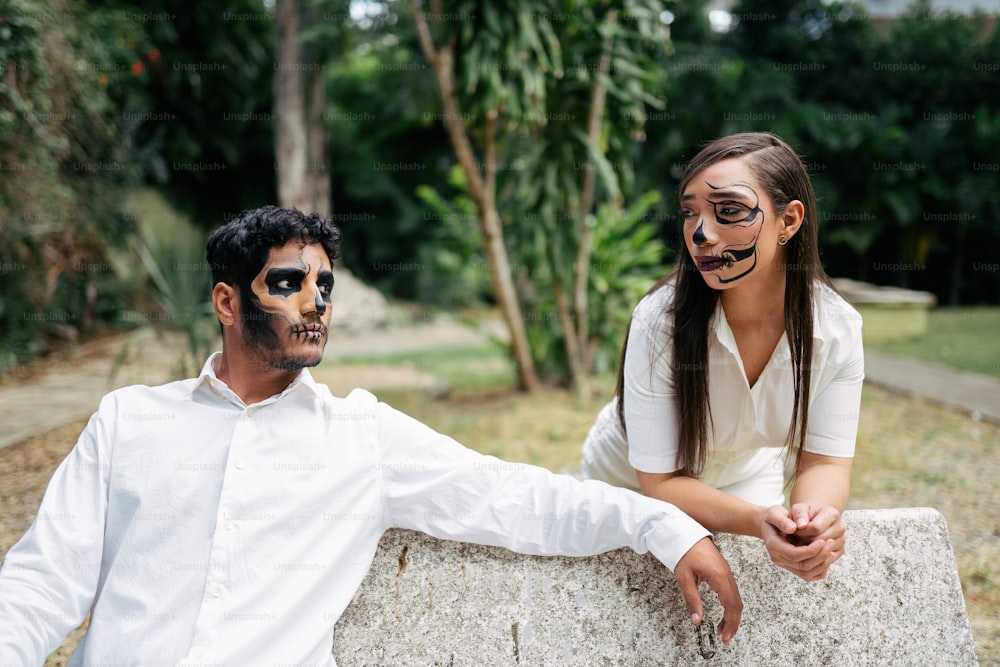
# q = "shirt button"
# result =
<box><xmin>211</xmin><ymin>587</ymin><xmax>222</xmax><ymax>598</ymax></box>
<box><xmin>225</xmin><ymin>519</ymin><xmax>235</xmax><ymax>531</ymax></box>
<box><xmin>246</xmin><ymin>407</ymin><xmax>255</xmax><ymax>416</ymax></box>
<box><xmin>235</xmin><ymin>460</ymin><xmax>245</xmax><ymax>470</ymax></box>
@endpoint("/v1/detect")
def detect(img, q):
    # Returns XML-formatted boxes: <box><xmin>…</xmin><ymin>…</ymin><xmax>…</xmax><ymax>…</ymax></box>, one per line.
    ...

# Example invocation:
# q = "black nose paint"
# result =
<box><xmin>692</xmin><ymin>221</ymin><xmax>707</xmax><ymax>246</ymax></box>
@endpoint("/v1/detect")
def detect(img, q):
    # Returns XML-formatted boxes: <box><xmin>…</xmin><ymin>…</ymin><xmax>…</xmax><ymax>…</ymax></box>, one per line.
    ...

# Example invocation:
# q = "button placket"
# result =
<box><xmin>203</xmin><ymin>408</ymin><xmax>255</xmax><ymax>608</ymax></box>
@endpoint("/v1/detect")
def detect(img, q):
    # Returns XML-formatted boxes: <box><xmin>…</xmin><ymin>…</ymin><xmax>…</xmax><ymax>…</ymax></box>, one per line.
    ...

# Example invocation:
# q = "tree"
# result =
<box><xmin>275</xmin><ymin>0</ymin><xmax>334</xmax><ymax>216</ymax></box>
<box><xmin>0</xmin><ymin>0</ymin><xmax>140</xmax><ymax>364</ymax></box>
<box><xmin>409</xmin><ymin>0</ymin><xmax>541</xmax><ymax>390</ymax></box>
<box><xmin>410</xmin><ymin>0</ymin><xmax>671</xmax><ymax>391</ymax></box>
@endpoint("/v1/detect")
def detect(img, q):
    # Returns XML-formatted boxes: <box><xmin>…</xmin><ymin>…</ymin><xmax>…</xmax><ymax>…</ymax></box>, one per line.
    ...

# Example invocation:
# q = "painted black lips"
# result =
<box><xmin>695</xmin><ymin>256</ymin><xmax>726</xmax><ymax>271</ymax></box>
<box><xmin>292</xmin><ymin>323</ymin><xmax>327</xmax><ymax>339</ymax></box>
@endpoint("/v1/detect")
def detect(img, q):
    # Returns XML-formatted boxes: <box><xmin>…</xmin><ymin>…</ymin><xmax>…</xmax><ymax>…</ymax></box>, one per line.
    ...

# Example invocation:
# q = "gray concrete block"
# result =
<box><xmin>334</xmin><ymin>508</ymin><xmax>977</xmax><ymax>666</ymax></box>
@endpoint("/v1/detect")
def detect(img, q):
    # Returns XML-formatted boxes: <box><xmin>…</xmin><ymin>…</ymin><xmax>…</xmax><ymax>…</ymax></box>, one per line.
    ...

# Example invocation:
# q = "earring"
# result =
<box><xmin>778</xmin><ymin>235</ymin><xmax>788</xmax><ymax>246</ymax></box>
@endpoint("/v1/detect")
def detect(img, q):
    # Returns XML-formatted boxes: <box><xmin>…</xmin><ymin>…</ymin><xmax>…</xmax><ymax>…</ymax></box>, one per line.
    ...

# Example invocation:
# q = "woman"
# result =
<box><xmin>581</xmin><ymin>132</ymin><xmax>864</xmax><ymax>581</ymax></box>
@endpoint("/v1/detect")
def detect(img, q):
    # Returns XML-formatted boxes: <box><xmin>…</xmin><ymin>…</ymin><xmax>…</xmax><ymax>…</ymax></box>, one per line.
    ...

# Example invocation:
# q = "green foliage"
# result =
<box><xmin>0</xmin><ymin>0</ymin><xmax>139</xmax><ymax>365</ymax></box>
<box><xmin>407</xmin><ymin>0</ymin><xmax>675</xmax><ymax>384</ymax></box>
<box><xmin>119</xmin><ymin>0</ymin><xmax>278</xmax><ymax>222</ymax></box>
<box><xmin>321</xmin><ymin>9</ymin><xmax>452</xmax><ymax>292</ymax></box>
<box><xmin>584</xmin><ymin>191</ymin><xmax>668</xmax><ymax>374</ymax></box>
<box><xmin>637</xmin><ymin>0</ymin><xmax>1000</xmax><ymax>304</ymax></box>
<box><xmin>115</xmin><ymin>189</ymin><xmax>216</xmax><ymax>380</ymax></box>
<box><xmin>413</xmin><ymin>167</ymin><xmax>491</xmax><ymax>307</ymax></box>
<box><xmin>522</xmin><ymin>192</ymin><xmax>666</xmax><ymax>382</ymax></box>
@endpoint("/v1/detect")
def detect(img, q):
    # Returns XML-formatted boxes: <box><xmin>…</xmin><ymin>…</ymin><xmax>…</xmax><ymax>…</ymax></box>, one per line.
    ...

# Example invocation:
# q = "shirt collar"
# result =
<box><xmin>710</xmin><ymin>285</ymin><xmax>833</xmax><ymax>363</ymax></box>
<box><xmin>194</xmin><ymin>351</ymin><xmax>322</xmax><ymax>408</ymax></box>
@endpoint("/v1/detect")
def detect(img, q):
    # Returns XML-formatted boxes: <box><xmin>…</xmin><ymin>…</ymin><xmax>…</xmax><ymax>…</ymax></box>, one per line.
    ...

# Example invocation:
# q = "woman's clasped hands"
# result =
<box><xmin>759</xmin><ymin>504</ymin><xmax>845</xmax><ymax>581</ymax></box>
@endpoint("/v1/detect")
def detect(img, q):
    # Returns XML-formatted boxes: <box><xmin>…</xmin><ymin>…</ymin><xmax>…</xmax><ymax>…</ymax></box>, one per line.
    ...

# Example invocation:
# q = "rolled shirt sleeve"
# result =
<box><xmin>376</xmin><ymin>402</ymin><xmax>709</xmax><ymax>572</ymax></box>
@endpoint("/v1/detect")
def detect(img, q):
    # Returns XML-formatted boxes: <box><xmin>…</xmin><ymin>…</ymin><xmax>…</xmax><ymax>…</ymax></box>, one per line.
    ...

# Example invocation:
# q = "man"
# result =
<box><xmin>0</xmin><ymin>206</ymin><xmax>741</xmax><ymax>665</ymax></box>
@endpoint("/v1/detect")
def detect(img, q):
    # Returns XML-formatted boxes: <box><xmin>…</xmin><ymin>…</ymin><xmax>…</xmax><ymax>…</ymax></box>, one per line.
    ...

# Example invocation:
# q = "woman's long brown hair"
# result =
<box><xmin>615</xmin><ymin>132</ymin><xmax>834</xmax><ymax>477</ymax></box>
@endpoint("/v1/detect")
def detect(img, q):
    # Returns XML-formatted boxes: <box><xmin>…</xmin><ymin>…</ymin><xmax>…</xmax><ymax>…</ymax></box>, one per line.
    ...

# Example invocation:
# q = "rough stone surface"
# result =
<box><xmin>831</xmin><ymin>277</ymin><xmax>937</xmax><ymax>342</ymax></box>
<box><xmin>330</xmin><ymin>267</ymin><xmax>395</xmax><ymax>332</ymax></box>
<box><xmin>334</xmin><ymin>508</ymin><xmax>977</xmax><ymax>666</ymax></box>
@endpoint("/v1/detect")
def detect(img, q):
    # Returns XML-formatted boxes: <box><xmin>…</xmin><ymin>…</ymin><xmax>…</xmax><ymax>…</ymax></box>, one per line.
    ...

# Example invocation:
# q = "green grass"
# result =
<box><xmin>331</xmin><ymin>343</ymin><xmax>517</xmax><ymax>391</ymax></box>
<box><xmin>866</xmin><ymin>307</ymin><xmax>1000</xmax><ymax>378</ymax></box>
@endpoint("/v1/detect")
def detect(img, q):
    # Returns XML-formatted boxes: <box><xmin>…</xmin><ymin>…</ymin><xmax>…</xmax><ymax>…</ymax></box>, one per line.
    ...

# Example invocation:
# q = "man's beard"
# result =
<box><xmin>241</xmin><ymin>291</ymin><xmax>324</xmax><ymax>371</ymax></box>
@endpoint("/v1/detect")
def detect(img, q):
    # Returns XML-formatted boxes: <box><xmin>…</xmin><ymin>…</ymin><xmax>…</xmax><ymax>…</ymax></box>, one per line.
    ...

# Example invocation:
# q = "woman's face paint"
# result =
<box><xmin>242</xmin><ymin>241</ymin><xmax>334</xmax><ymax>371</ymax></box>
<box><xmin>681</xmin><ymin>159</ymin><xmax>769</xmax><ymax>287</ymax></box>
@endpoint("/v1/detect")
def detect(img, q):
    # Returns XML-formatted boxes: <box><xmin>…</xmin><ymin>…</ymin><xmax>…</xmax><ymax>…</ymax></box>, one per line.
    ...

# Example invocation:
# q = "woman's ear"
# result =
<box><xmin>780</xmin><ymin>200</ymin><xmax>805</xmax><ymax>241</ymax></box>
<box><xmin>212</xmin><ymin>282</ymin><xmax>239</xmax><ymax>327</ymax></box>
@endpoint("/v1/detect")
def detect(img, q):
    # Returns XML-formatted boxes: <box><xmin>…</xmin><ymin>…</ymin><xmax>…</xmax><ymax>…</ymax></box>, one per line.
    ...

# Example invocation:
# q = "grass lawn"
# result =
<box><xmin>866</xmin><ymin>306</ymin><xmax>1000</xmax><ymax>378</ymax></box>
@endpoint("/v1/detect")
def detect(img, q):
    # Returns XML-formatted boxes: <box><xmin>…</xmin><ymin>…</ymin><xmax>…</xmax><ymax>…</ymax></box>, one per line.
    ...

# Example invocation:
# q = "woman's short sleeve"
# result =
<box><xmin>803</xmin><ymin>293</ymin><xmax>865</xmax><ymax>458</ymax></box>
<box><xmin>622</xmin><ymin>292</ymin><xmax>681</xmax><ymax>474</ymax></box>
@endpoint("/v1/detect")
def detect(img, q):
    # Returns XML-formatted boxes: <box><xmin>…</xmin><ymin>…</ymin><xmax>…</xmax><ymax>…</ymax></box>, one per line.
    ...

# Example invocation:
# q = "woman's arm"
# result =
<box><xmin>636</xmin><ymin>470</ymin><xmax>766</xmax><ymax>538</ymax></box>
<box><xmin>780</xmin><ymin>453</ymin><xmax>853</xmax><ymax>578</ymax></box>
<box><xmin>791</xmin><ymin>452</ymin><xmax>852</xmax><ymax>512</ymax></box>
<box><xmin>636</xmin><ymin>470</ymin><xmax>835</xmax><ymax>581</ymax></box>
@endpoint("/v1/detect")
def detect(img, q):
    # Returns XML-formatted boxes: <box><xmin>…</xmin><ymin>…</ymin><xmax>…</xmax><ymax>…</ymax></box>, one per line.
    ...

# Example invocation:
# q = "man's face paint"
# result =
<box><xmin>681</xmin><ymin>160</ymin><xmax>767</xmax><ymax>286</ymax></box>
<box><xmin>242</xmin><ymin>242</ymin><xmax>334</xmax><ymax>371</ymax></box>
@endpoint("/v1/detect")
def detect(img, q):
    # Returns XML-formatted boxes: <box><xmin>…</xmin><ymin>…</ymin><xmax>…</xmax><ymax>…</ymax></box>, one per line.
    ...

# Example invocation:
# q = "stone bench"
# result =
<box><xmin>831</xmin><ymin>277</ymin><xmax>937</xmax><ymax>342</ymax></box>
<box><xmin>334</xmin><ymin>508</ymin><xmax>977</xmax><ymax>665</ymax></box>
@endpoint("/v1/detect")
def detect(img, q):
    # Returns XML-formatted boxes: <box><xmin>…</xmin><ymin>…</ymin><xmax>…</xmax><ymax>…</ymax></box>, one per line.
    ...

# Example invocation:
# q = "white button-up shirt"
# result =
<box><xmin>0</xmin><ymin>353</ymin><xmax>709</xmax><ymax>666</ymax></box>
<box><xmin>581</xmin><ymin>280</ymin><xmax>864</xmax><ymax>506</ymax></box>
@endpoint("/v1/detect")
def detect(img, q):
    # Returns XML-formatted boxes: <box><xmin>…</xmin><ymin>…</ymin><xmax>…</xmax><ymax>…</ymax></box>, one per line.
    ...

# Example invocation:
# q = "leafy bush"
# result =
<box><xmin>114</xmin><ymin>189</ymin><xmax>217</xmax><ymax>380</ymax></box>
<box><xmin>0</xmin><ymin>0</ymin><xmax>141</xmax><ymax>368</ymax></box>
<box><xmin>522</xmin><ymin>192</ymin><xmax>667</xmax><ymax>383</ymax></box>
<box><xmin>413</xmin><ymin>167</ymin><xmax>492</xmax><ymax>308</ymax></box>
<box><xmin>642</xmin><ymin>0</ymin><xmax>1000</xmax><ymax>304</ymax></box>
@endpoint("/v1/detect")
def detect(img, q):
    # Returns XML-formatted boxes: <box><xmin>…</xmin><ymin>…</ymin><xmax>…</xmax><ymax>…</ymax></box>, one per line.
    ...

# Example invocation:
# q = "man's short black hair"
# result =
<box><xmin>206</xmin><ymin>206</ymin><xmax>342</xmax><ymax>288</ymax></box>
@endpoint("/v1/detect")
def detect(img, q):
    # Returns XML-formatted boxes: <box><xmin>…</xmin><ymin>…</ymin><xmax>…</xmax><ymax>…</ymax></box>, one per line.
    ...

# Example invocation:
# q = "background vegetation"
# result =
<box><xmin>0</xmin><ymin>0</ymin><xmax>997</xmax><ymax>660</ymax></box>
<box><xmin>2</xmin><ymin>0</ymin><xmax>998</xmax><ymax>383</ymax></box>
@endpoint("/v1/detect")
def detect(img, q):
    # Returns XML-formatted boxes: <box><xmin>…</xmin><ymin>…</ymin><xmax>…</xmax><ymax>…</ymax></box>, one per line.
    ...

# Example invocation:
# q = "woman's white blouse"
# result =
<box><xmin>581</xmin><ymin>280</ymin><xmax>864</xmax><ymax>506</ymax></box>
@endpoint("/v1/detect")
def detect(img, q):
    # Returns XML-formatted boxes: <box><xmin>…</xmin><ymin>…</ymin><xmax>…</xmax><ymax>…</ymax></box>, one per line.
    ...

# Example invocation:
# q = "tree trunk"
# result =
<box><xmin>567</xmin><ymin>9</ymin><xmax>617</xmax><ymax>398</ymax></box>
<box><xmin>274</xmin><ymin>0</ymin><xmax>330</xmax><ymax>217</ymax></box>
<box><xmin>305</xmin><ymin>65</ymin><xmax>330</xmax><ymax>217</ymax></box>
<box><xmin>949</xmin><ymin>220</ymin><xmax>966</xmax><ymax>305</ymax></box>
<box><xmin>410</xmin><ymin>0</ymin><xmax>539</xmax><ymax>392</ymax></box>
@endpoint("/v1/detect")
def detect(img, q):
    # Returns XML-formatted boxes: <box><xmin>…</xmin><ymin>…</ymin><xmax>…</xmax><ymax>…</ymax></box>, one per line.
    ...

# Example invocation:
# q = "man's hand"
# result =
<box><xmin>760</xmin><ymin>504</ymin><xmax>844</xmax><ymax>581</ymax></box>
<box><xmin>673</xmin><ymin>536</ymin><xmax>742</xmax><ymax>645</ymax></box>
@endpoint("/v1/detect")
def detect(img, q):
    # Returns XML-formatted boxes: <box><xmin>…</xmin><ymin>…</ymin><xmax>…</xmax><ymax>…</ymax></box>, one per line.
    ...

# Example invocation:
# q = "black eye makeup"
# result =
<box><xmin>710</xmin><ymin>200</ymin><xmax>761</xmax><ymax>224</ymax></box>
<box><xmin>689</xmin><ymin>180</ymin><xmax>767</xmax><ymax>284</ymax></box>
<box><xmin>704</xmin><ymin>182</ymin><xmax>762</xmax><ymax>226</ymax></box>
<box><xmin>316</xmin><ymin>272</ymin><xmax>334</xmax><ymax>301</ymax></box>
<box><xmin>265</xmin><ymin>268</ymin><xmax>306</xmax><ymax>296</ymax></box>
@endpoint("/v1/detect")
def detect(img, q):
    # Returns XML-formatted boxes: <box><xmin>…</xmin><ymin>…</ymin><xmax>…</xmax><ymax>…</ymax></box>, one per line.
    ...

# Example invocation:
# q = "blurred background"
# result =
<box><xmin>1</xmin><ymin>0</ymin><xmax>999</xmax><ymax>385</ymax></box>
